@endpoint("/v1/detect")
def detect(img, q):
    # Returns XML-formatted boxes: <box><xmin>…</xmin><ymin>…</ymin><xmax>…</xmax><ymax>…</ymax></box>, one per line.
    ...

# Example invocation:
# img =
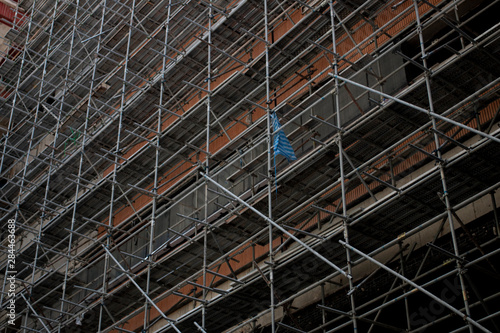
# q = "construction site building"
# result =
<box><xmin>1</xmin><ymin>0</ymin><xmax>500</xmax><ymax>332</ymax></box>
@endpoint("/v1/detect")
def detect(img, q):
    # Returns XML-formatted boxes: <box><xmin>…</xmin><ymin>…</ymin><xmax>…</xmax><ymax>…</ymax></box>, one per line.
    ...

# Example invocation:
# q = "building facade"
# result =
<box><xmin>1</xmin><ymin>0</ymin><xmax>500</xmax><ymax>332</ymax></box>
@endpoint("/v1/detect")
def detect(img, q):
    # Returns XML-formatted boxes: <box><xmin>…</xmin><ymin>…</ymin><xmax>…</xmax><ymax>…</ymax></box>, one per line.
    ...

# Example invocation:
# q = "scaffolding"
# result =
<box><xmin>0</xmin><ymin>0</ymin><xmax>499</xmax><ymax>332</ymax></box>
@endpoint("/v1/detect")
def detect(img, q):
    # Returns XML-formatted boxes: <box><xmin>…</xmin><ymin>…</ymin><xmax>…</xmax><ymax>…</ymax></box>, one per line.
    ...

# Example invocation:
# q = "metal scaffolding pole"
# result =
<box><xmin>314</xmin><ymin>240</ymin><xmax>500</xmax><ymax>332</ymax></box>
<box><xmin>329</xmin><ymin>2</ymin><xmax>358</xmax><ymax>332</ymax></box>
<box><xmin>0</xmin><ymin>0</ymin><xmax>38</xmax><ymax>309</ymax></box>
<box><xmin>264</xmin><ymin>0</ymin><xmax>276</xmax><ymax>331</ymax></box>
<box><xmin>202</xmin><ymin>172</ymin><xmax>350</xmax><ymax>277</ymax></box>
<box><xmin>143</xmin><ymin>1</ymin><xmax>172</xmax><ymax>330</ymax></box>
<box><xmin>103</xmin><ymin>246</ymin><xmax>181</xmax><ymax>333</ymax></box>
<box><xmin>340</xmin><ymin>240</ymin><xmax>492</xmax><ymax>333</ymax></box>
<box><xmin>51</xmin><ymin>0</ymin><xmax>83</xmax><ymax>331</ymax></box>
<box><xmin>20</xmin><ymin>293</ymin><xmax>51</xmax><ymax>332</ymax></box>
<box><xmin>202</xmin><ymin>1</ymin><xmax>212</xmax><ymax>329</ymax></box>
<box><xmin>59</xmin><ymin>0</ymin><xmax>107</xmax><ymax>331</ymax></box>
<box><xmin>98</xmin><ymin>1</ymin><xmax>136</xmax><ymax>331</ymax></box>
<box><xmin>413</xmin><ymin>2</ymin><xmax>474</xmax><ymax>332</ymax></box>
<box><xmin>332</xmin><ymin>75</ymin><xmax>500</xmax><ymax>145</ymax></box>
<box><xmin>2</xmin><ymin>1</ymin><xmax>500</xmax><ymax>332</ymax></box>
<box><xmin>21</xmin><ymin>2</ymin><xmax>61</xmax><ymax>331</ymax></box>
<box><xmin>0</xmin><ymin>18</ymin><xmax>32</xmax><ymax>175</ymax></box>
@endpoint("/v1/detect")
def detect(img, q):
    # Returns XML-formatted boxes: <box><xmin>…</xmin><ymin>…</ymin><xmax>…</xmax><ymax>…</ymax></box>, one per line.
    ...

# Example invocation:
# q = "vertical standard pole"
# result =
<box><xmin>399</xmin><ymin>243</ymin><xmax>411</xmax><ymax>331</ymax></box>
<box><xmin>99</xmin><ymin>0</ymin><xmax>136</xmax><ymax>331</ymax></box>
<box><xmin>413</xmin><ymin>2</ymin><xmax>473</xmax><ymax>332</ymax></box>
<box><xmin>0</xmin><ymin>19</ymin><xmax>31</xmax><ymax>175</ymax></box>
<box><xmin>490</xmin><ymin>192</ymin><xmax>500</xmax><ymax>237</ymax></box>
<box><xmin>63</xmin><ymin>0</ymin><xmax>103</xmax><ymax>325</ymax></box>
<box><xmin>321</xmin><ymin>283</ymin><xmax>326</xmax><ymax>333</ymax></box>
<box><xmin>59</xmin><ymin>0</ymin><xmax>107</xmax><ymax>331</ymax></box>
<box><xmin>47</xmin><ymin>0</ymin><xmax>82</xmax><ymax>331</ymax></box>
<box><xmin>144</xmin><ymin>0</ymin><xmax>171</xmax><ymax>329</ymax></box>
<box><xmin>0</xmin><ymin>0</ymin><xmax>37</xmax><ymax>308</ymax></box>
<box><xmin>264</xmin><ymin>1</ymin><xmax>275</xmax><ymax>331</ymax></box>
<box><xmin>202</xmin><ymin>2</ymin><xmax>212</xmax><ymax>329</ymax></box>
<box><xmin>0</xmin><ymin>0</ymin><xmax>31</xmax><ymax>176</ymax></box>
<box><xmin>329</xmin><ymin>2</ymin><xmax>358</xmax><ymax>332</ymax></box>
<box><xmin>452</xmin><ymin>0</ymin><xmax>465</xmax><ymax>49</ymax></box>
<box><xmin>22</xmin><ymin>2</ymin><xmax>60</xmax><ymax>331</ymax></box>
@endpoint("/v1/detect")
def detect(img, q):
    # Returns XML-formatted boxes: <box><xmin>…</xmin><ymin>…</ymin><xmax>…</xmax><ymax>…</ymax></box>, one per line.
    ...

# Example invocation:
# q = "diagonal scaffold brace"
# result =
<box><xmin>201</xmin><ymin>172</ymin><xmax>350</xmax><ymax>279</ymax></box>
<box><xmin>102</xmin><ymin>245</ymin><xmax>182</xmax><ymax>333</ymax></box>
<box><xmin>339</xmin><ymin>240</ymin><xmax>492</xmax><ymax>333</ymax></box>
<box><xmin>20</xmin><ymin>293</ymin><xmax>52</xmax><ymax>332</ymax></box>
<box><xmin>333</xmin><ymin>74</ymin><xmax>500</xmax><ymax>145</ymax></box>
